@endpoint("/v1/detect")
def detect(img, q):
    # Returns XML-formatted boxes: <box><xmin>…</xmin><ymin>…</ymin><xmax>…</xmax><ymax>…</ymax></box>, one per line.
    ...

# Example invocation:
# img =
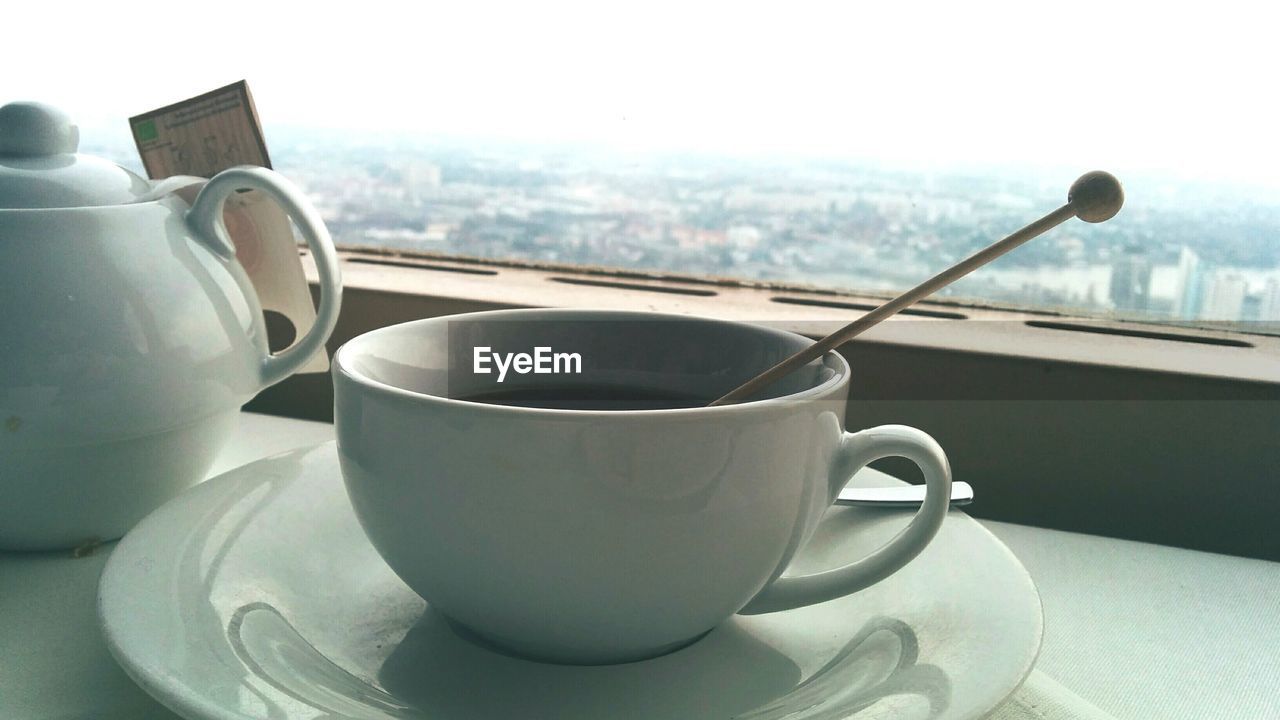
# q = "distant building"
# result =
<box><xmin>727</xmin><ymin>225</ymin><xmax>762</xmax><ymax>249</ymax></box>
<box><xmin>1260</xmin><ymin>277</ymin><xmax>1280</xmax><ymax>321</ymax></box>
<box><xmin>1200</xmin><ymin>272</ymin><xmax>1248</xmax><ymax>321</ymax></box>
<box><xmin>1109</xmin><ymin>245</ymin><xmax>1153</xmax><ymax>312</ymax></box>
<box><xmin>670</xmin><ymin>225</ymin><xmax>728</xmax><ymax>250</ymax></box>
<box><xmin>403</xmin><ymin>162</ymin><xmax>442</xmax><ymax>188</ymax></box>
<box><xmin>1172</xmin><ymin>246</ymin><xmax>1204</xmax><ymax>319</ymax></box>
<box><xmin>423</xmin><ymin>222</ymin><xmax>455</xmax><ymax>243</ymax></box>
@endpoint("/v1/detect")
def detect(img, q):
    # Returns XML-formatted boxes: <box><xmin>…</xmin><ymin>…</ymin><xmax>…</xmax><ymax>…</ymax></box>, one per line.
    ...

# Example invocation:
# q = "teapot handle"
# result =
<box><xmin>187</xmin><ymin>166</ymin><xmax>343</xmax><ymax>390</ymax></box>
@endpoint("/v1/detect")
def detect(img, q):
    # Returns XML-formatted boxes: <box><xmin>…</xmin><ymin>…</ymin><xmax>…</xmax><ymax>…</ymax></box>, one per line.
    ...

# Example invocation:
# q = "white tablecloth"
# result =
<box><xmin>986</xmin><ymin>521</ymin><xmax>1280</xmax><ymax>720</ymax></box>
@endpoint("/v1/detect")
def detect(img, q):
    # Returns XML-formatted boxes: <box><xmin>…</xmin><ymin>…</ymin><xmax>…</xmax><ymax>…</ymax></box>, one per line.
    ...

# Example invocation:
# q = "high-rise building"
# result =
<box><xmin>1110</xmin><ymin>244</ymin><xmax>1152</xmax><ymax>312</ymax></box>
<box><xmin>1172</xmin><ymin>246</ymin><xmax>1204</xmax><ymax>319</ymax></box>
<box><xmin>1200</xmin><ymin>272</ymin><xmax>1247</xmax><ymax>321</ymax></box>
<box><xmin>1260</xmin><ymin>277</ymin><xmax>1280</xmax><ymax>321</ymax></box>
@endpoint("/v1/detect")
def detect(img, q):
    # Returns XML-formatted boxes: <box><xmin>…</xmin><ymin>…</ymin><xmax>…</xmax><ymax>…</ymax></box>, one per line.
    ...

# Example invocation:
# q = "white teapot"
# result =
<box><xmin>0</xmin><ymin>102</ymin><xmax>342</xmax><ymax>550</ymax></box>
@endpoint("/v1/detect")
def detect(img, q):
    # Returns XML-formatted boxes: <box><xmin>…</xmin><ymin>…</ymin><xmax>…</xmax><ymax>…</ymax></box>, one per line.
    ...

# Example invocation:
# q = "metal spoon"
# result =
<box><xmin>836</xmin><ymin>481</ymin><xmax>973</xmax><ymax>508</ymax></box>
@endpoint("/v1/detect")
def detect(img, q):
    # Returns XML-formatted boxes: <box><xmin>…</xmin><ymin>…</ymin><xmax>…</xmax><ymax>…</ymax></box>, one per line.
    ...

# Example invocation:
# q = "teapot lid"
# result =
<box><xmin>0</xmin><ymin>102</ymin><xmax>155</xmax><ymax>209</ymax></box>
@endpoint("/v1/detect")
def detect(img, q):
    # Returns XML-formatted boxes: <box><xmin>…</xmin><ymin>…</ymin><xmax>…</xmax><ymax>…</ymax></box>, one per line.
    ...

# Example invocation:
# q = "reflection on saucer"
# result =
<box><xmin>738</xmin><ymin>616</ymin><xmax>950</xmax><ymax>719</ymax></box>
<box><xmin>228</xmin><ymin>602</ymin><xmax>413</xmax><ymax>718</ymax></box>
<box><xmin>229</xmin><ymin>600</ymin><xmax>948</xmax><ymax>720</ymax></box>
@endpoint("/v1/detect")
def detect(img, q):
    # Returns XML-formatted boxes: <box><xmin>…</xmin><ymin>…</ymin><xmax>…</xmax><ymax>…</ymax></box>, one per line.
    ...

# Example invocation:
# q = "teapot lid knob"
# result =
<box><xmin>0</xmin><ymin>102</ymin><xmax>80</xmax><ymax>157</ymax></box>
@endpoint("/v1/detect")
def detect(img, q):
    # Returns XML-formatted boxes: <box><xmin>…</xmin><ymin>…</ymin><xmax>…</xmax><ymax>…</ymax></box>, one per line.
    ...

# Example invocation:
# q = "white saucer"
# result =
<box><xmin>0</xmin><ymin>412</ymin><xmax>334</xmax><ymax>720</ymax></box>
<box><xmin>100</xmin><ymin>442</ymin><xmax>1042</xmax><ymax>720</ymax></box>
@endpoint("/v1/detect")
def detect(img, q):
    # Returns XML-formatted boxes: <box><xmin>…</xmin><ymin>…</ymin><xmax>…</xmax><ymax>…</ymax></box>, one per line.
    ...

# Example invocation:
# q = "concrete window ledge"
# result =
<box><xmin>246</xmin><ymin>250</ymin><xmax>1280</xmax><ymax>561</ymax></box>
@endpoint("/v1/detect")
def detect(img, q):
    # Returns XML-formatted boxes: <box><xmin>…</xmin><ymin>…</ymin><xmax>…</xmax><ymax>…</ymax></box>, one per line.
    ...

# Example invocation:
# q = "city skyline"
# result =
<box><xmin>78</xmin><ymin>123</ymin><xmax>1280</xmax><ymax>327</ymax></box>
<box><xmin>266</xmin><ymin>132</ymin><xmax>1280</xmax><ymax>325</ymax></box>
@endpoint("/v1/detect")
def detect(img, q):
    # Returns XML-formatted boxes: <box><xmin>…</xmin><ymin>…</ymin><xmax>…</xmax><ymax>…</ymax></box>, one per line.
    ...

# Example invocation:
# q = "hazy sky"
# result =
<box><xmin>6</xmin><ymin>1</ymin><xmax>1279</xmax><ymax>187</ymax></box>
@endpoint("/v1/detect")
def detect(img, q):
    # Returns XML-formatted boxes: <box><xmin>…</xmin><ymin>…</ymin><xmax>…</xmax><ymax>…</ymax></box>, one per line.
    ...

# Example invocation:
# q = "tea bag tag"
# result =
<box><xmin>130</xmin><ymin>81</ymin><xmax>327</xmax><ymax>373</ymax></box>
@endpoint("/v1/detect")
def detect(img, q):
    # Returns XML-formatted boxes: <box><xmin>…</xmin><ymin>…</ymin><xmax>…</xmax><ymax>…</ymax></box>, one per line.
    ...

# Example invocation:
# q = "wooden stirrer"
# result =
<box><xmin>708</xmin><ymin>170</ymin><xmax>1125</xmax><ymax>406</ymax></box>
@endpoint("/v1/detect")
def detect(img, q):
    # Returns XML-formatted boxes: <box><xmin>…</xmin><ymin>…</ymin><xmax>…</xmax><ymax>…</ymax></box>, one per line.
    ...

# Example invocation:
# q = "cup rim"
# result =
<box><xmin>333</xmin><ymin>308</ymin><xmax>850</xmax><ymax>417</ymax></box>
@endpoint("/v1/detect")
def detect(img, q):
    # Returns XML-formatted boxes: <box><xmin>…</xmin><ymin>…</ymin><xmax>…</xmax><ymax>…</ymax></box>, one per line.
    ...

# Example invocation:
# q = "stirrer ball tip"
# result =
<box><xmin>1068</xmin><ymin>171</ymin><xmax>1124</xmax><ymax>223</ymax></box>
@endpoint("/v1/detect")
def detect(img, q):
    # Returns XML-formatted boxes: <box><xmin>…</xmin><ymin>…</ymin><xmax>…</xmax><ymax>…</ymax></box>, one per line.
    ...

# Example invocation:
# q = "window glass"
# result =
<box><xmin>13</xmin><ymin>1</ymin><xmax>1278</xmax><ymax>327</ymax></box>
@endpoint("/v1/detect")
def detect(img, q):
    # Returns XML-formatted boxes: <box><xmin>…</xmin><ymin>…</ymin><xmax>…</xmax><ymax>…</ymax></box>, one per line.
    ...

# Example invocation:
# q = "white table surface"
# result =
<box><xmin>2</xmin><ymin>411</ymin><xmax>1277</xmax><ymax>719</ymax></box>
<box><xmin>985</xmin><ymin>521</ymin><xmax>1280</xmax><ymax>720</ymax></box>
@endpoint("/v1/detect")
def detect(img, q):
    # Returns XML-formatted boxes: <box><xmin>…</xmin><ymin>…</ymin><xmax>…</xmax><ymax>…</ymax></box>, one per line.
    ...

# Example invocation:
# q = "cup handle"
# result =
<box><xmin>740</xmin><ymin>424</ymin><xmax>951</xmax><ymax>615</ymax></box>
<box><xmin>187</xmin><ymin>166</ymin><xmax>343</xmax><ymax>390</ymax></box>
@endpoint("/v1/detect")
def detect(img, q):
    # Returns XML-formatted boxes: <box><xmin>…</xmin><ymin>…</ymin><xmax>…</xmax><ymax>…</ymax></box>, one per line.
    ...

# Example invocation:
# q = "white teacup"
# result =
<box><xmin>333</xmin><ymin>309</ymin><xmax>951</xmax><ymax>664</ymax></box>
